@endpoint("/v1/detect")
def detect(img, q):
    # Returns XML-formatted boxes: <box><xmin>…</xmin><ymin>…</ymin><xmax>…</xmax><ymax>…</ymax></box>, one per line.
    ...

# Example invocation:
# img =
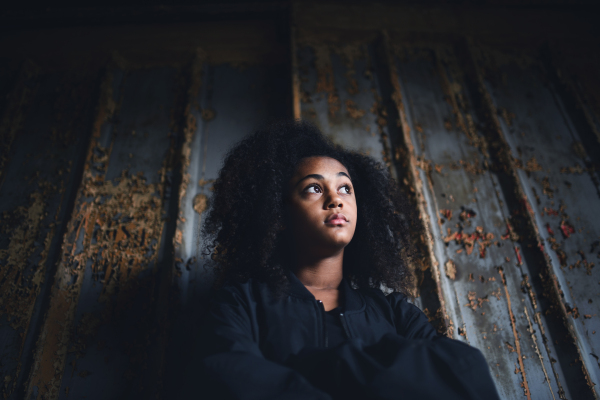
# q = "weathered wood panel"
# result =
<box><xmin>24</xmin><ymin>66</ymin><xmax>185</xmax><ymax>400</ymax></box>
<box><xmin>387</xmin><ymin>42</ymin><xmax>574</xmax><ymax>400</ymax></box>
<box><xmin>0</xmin><ymin>68</ymin><xmax>99</xmax><ymax>400</ymax></box>
<box><xmin>475</xmin><ymin>45</ymin><xmax>600</xmax><ymax>397</ymax></box>
<box><xmin>296</xmin><ymin>41</ymin><xmax>392</xmax><ymax>166</ymax></box>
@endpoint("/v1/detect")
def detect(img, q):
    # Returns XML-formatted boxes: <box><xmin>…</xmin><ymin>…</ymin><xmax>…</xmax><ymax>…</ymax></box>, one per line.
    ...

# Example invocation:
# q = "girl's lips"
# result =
<box><xmin>325</xmin><ymin>213</ymin><xmax>348</xmax><ymax>225</ymax></box>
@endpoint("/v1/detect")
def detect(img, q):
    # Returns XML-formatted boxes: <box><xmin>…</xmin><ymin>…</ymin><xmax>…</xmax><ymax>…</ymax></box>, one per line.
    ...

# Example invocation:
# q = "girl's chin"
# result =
<box><xmin>321</xmin><ymin>235</ymin><xmax>354</xmax><ymax>249</ymax></box>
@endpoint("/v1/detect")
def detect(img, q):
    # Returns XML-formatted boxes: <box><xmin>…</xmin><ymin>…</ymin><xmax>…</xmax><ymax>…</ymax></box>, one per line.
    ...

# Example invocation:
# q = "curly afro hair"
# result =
<box><xmin>202</xmin><ymin>120</ymin><xmax>415</xmax><ymax>296</ymax></box>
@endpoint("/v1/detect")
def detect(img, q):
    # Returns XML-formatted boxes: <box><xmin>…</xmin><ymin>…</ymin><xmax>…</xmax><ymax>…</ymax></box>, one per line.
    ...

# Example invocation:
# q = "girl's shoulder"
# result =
<box><xmin>358</xmin><ymin>286</ymin><xmax>438</xmax><ymax>339</ymax></box>
<box><xmin>355</xmin><ymin>285</ymin><xmax>409</xmax><ymax>307</ymax></box>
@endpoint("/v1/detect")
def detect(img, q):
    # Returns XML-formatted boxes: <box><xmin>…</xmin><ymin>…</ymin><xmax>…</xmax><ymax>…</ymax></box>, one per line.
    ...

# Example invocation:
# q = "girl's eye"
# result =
<box><xmin>305</xmin><ymin>184</ymin><xmax>322</xmax><ymax>194</ymax></box>
<box><xmin>339</xmin><ymin>185</ymin><xmax>352</xmax><ymax>195</ymax></box>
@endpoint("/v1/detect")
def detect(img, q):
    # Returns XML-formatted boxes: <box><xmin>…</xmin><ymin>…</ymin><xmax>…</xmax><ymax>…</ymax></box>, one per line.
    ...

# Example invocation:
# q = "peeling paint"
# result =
<box><xmin>0</xmin><ymin>70</ymin><xmax>100</xmax><ymax>400</ymax></box>
<box><xmin>0</xmin><ymin>192</ymin><xmax>46</xmax><ymax>330</ymax></box>
<box><xmin>477</xmin><ymin>39</ymin><xmax>597</xmax><ymax>396</ymax></box>
<box><xmin>193</xmin><ymin>194</ymin><xmax>208</xmax><ymax>216</ymax></box>
<box><xmin>524</xmin><ymin>306</ymin><xmax>556</xmax><ymax>400</ymax></box>
<box><xmin>444</xmin><ymin>259</ymin><xmax>456</xmax><ymax>280</ymax></box>
<box><xmin>385</xmin><ymin>36</ymin><xmax>586</xmax><ymax>398</ymax></box>
<box><xmin>312</xmin><ymin>44</ymin><xmax>339</xmax><ymax>118</ymax></box>
<box><xmin>382</xmin><ymin>33</ymin><xmax>449</xmax><ymax>331</ymax></box>
<box><xmin>24</xmin><ymin>70</ymin><xmax>119</xmax><ymax>400</ymax></box>
<box><xmin>177</xmin><ymin>49</ymin><xmax>206</xmax><ymax>227</ymax></box>
<box><xmin>498</xmin><ymin>267</ymin><xmax>532</xmax><ymax>400</ymax></box>
<box><xmin>24</xmin><ymin>66</ymin><xmax>179</xmax><ymax>400</ymax></box>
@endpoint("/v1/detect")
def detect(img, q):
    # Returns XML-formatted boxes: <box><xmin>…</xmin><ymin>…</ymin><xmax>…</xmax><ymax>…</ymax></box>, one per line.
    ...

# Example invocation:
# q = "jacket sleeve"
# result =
<box><xmin>287</xmin><ymin>293</ymin><xmax>500</xmax><ymax>400</ymax></box>
<box><xmin>385</xmin><ymin>291</ymin><xmax>440</xmax><ymax>339</ymax></box>
<box><xmin>194</xmin><ymin>285</ymin><xmax>332</xmax><ymax>400</ymax></box>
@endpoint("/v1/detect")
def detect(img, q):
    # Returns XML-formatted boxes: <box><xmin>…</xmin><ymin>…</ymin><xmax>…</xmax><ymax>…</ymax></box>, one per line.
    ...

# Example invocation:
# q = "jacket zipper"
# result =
<box><xmin>317</xmin><ymin>300</ymin><xmax>328</xmax><ymax>347</ymax></box>
<box><xmin>339</xmin><ymin>312</ymin><xmax>351</xmax><ymax>338</ymax></box>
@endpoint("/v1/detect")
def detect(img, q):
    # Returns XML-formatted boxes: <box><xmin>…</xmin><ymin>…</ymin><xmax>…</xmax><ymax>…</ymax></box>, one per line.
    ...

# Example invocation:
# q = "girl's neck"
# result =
<box><xmin>294</xmin><ymin>250</ymin><xmax>344</xmax><ymax>290</ymax></box>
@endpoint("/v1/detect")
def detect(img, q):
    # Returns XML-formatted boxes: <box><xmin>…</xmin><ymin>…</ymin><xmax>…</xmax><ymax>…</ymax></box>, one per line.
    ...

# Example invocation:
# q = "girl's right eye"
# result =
<box><xmin>304</xmin><ymin>184</ymin><xmax>322</xmax><ymax>194</ymax></box>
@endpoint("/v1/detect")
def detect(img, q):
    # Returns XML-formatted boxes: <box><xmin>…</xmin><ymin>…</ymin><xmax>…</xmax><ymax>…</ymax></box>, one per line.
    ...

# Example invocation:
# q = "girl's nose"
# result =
<box><xmin>326</xmin><ymin>194</ymin><xmax>343</xmax><ymax>209</ymax></box>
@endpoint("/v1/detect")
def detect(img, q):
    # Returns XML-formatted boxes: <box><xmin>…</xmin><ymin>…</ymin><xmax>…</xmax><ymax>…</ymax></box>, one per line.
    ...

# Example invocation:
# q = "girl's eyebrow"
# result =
<box><xmin>295</xmin><ymin>174</ymin><xmax>323</xmax><ymax>187</ymax></box>
<box><xmin>294</xmin><ymin>172</ymin><xmax>352</xmax><ymax>187</ymax></box>
<box><xmin>337</xmin><ymin>171</ymin><xmax>351</xmax><ymax>180</ymax></box>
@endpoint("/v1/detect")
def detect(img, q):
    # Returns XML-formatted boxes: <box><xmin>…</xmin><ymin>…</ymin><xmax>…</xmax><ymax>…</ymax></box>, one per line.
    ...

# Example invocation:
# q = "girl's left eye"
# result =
<box><xmin>339</xmin><ymin>185</ymin><xmax>352</xmax><ymax>195</ymax></box>
<box><xmin>305</xmin><ymin>184</ymin><xmax>322</xmax><ymax>194</ymax></box>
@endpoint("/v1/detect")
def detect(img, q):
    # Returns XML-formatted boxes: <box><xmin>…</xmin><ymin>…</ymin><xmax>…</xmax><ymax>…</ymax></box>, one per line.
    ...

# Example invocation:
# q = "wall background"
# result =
<box><xmin>1</xmin><ymin>2</ymin><xmax>598</xmax><ymax>399</ymax></box>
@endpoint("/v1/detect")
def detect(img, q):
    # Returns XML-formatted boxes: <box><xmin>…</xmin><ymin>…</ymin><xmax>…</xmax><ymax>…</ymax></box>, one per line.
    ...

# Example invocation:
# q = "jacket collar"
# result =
<box><xmin>286</xmin><ymin>270</ymin><xmax>365</xmax><ymax>312</ymax></box>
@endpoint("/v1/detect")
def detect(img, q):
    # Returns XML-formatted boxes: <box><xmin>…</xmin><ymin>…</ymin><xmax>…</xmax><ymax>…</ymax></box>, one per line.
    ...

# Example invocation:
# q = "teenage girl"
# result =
<box><xmin>194</xmin><ymin>121</ymin><xmax>500</xmax><ymax>400</ymax></box>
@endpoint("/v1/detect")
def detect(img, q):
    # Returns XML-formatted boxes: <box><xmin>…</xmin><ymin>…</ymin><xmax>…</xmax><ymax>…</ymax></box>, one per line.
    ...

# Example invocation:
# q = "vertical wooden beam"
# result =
<box><xmin>2</xmin><ymin>71</ymin><xmax>100</xmax><ymax>400</ymax></box>
<box><xmin>24</xmin><ymin>68</ymin><xmax>117</xmax><ymax>400</ymax></box>
<box><xmin>457</xmin><ymin>37</ymin><xmax>598</xmax><ymax>398</ymax></box>
<box><xmin>379</xmin><ymin>31</ymin><xmax>450</xmax><ymax>334</ymax></box>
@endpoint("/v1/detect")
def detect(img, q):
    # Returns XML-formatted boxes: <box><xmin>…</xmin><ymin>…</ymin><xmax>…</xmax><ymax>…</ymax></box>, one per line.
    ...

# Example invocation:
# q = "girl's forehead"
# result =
<box><xmin>293</xmin><ymin>156</ymin><xmax>348</xmax><ymax>175</ymax></box>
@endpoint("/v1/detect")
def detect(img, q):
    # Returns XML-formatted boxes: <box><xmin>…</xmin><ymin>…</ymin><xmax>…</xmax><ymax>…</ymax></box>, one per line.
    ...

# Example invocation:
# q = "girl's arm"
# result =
<box><xmin>191</xmin><ymin>286</ymin><xmax>332</xmax><ymax>400</ymax></box>
<box><xmin>287</xmin><ymin>292</ymin><xmax>500</xmax><ymax>400</ymax></box>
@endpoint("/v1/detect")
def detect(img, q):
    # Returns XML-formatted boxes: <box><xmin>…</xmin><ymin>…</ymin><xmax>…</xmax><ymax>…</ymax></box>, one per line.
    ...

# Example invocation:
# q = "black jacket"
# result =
<box><xmin>196</xmin><ymin>272</ymin><xmax>500</xmax><ymax>400</ymax></box>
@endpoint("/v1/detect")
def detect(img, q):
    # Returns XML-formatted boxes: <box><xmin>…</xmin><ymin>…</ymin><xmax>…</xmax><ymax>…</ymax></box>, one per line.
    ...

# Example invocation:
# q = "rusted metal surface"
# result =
<box><xmin>0</xmin><ymin>69</ymin><xmax>99</xmax><ymax>400</ymax></box>
<box><xmin>23</xmin><ymin>66</ymin><xmax>184</xmax><ymax>400</ymax></box>
<box><xmin>296</xmin><ymin>40</ymin><xmax>393</xmax><ymax>165</ymax></box>
<box><xmin>1</xmin><ymin>5</ymin><xmax>599</xmax><ymax>399</ymax></box>
<box><xmin>386</xmin><ymin>43</ymin><xmax>573</xmax><ymax>399</ymax></box>
<box><xmin>473</xmin><ymin>44</ymin><xmax>600</xmax><ymax>397</ymax></box>
<box><xmin>378</xmin><ymin>33</ymin><xmax>449</xmax><ymax>331</ymax></box>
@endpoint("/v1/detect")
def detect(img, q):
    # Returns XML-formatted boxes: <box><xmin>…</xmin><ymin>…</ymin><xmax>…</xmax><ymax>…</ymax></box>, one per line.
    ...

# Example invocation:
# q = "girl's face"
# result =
<box><xmin>286</xmin><ymin>156</ymin><xmax>357</xmax><ymax>257</ymax></box>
